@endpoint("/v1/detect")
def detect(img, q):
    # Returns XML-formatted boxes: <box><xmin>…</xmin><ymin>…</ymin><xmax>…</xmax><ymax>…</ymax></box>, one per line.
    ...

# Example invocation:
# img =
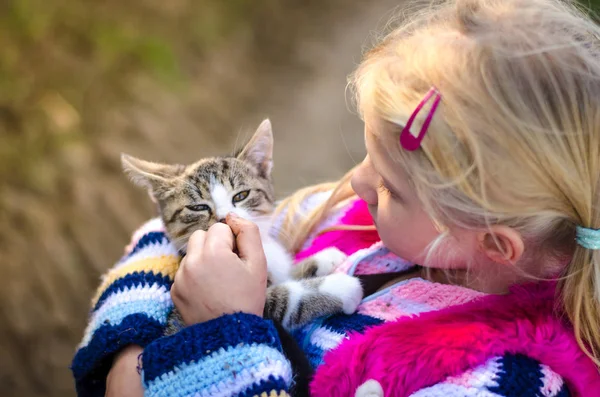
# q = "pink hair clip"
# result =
<box><xmin>399</xmin><ymin>87</ymin><xmax>441</xmax><ymax>151</ymax></box>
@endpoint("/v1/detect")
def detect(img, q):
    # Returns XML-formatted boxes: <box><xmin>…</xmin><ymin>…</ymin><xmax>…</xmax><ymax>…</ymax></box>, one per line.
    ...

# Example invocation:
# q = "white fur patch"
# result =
<box><xmin>209</xmin><ymin>181</ymin><xmax>234</xmax><ymax>220</ymax></box>
<box><xmin>207</xmin><ymin>181</ymin><xmax>293</xmax><ymax>285</ymax></box>
<box><xmin>318</xmin><ymin>273</ymin><xmax>363</xmax><ymax>314</ymax></box>
<box><xmin>281</xmin><ymin>281</ymin><xmax>307</xmax><ymax>328</ymax></box>
<box><xmin>262</xmin><ymin>236</ymin><xmax>293</xmax><ymax>285</ymax></box>
<box><xmin>311</xmin><ymin>247</ymin><xmax>348</xmax><ymax>276</ymax></box>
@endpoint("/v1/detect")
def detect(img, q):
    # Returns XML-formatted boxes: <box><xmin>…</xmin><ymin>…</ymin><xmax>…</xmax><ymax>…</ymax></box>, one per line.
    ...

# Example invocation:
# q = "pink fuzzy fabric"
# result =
<box><xmin>294</xmin><ymin>199</ymin><xmax>380</xmax><ymax>261</ymax></box>
<box><xmin>311</xmin><ymin>281</ymin><xmax>600</xmax><ymax>397</ymax></box>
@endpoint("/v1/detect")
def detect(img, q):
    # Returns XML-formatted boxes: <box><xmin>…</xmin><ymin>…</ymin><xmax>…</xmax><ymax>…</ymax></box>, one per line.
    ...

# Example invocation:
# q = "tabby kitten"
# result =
<box><xmin>121</xmin><ymin>119</ymin><xmax>363</xmax><ymax>334</ymax></box>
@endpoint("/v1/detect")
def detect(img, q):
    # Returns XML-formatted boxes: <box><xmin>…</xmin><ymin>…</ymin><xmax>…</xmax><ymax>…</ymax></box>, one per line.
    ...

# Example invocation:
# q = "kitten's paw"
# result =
<box><xmin>319</xmin><ymin>273</ymin><xmax>363</xmax><ymax>314</ymax></box>
<box><xmin>312</xmin><ymin>247</ymin><xmax>348</xmax><ymax>276</ymax></box>
<box><xmin>355</xmin><ymin>380</ymin><xmax>384</xmax><ymax>397</ymax></box>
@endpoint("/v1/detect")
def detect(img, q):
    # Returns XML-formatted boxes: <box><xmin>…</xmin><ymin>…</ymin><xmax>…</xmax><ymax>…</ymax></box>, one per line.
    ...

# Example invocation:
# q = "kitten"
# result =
<box><xmin>121</xmin><ymin>118</ymin><xmax>362</xmax><ymax>341</ymax></box>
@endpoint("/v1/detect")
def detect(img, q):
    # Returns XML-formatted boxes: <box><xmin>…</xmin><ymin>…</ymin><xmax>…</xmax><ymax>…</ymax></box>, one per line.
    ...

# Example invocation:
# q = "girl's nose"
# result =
<box><xmin>351</xmin><ymin>156</ymin><xmax>378</xmax><ymax>206</ymax></box>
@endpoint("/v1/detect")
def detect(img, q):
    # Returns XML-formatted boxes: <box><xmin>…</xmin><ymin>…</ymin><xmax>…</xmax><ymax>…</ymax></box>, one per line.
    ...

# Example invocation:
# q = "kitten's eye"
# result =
<box><xmin>186</xmin><ymin>204</ymin><xmax>211</xmax><ymax>212</ymax></box>
<box><xmin>232</xmin><ymin>190</ymin><xmax>250</xmax><ymax>204</ymax></box>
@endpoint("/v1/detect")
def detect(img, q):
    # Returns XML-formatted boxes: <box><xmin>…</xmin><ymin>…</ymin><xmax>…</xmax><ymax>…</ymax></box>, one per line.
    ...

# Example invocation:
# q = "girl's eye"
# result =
<box><xmin>378</xmin><ymin>181</ymin><xmax>391</xmax><ymax>194</ymax></box>
<box><xmin>378</xmin><ymin>181</ymin><xmax>400</xmax><ymax>199</ymax></box>
<box><xmin>232</xmin><ymin>190</ymin><xmax>250</xmax><ymax>204</ymax></box>
<box><xmin>186</xmin><ymin>204</ymin><xmax>211</xmax><ymax>212</ymax></box>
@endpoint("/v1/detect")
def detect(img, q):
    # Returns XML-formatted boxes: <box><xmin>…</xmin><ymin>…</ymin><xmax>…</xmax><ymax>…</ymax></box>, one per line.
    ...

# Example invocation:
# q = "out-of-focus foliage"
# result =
<box><xmin>0</xmin><ymin>0</ymin><xmax>303</xmax><ymax>199</ymax></box>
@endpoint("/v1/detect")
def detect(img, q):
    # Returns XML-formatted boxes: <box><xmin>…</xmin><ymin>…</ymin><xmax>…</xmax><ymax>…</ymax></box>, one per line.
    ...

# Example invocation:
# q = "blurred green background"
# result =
<box><xmin>1</xmin><ymin>0</ymin><xmax>599</xmax><ymax>396</ymax></box>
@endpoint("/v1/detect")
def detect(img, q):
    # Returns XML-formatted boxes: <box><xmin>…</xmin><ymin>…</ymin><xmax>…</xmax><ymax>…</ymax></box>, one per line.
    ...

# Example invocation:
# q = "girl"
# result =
<box><xmin>72</xmin><ymin>0</ymin><xmax>600</xmax><ymax>395</ymax></box>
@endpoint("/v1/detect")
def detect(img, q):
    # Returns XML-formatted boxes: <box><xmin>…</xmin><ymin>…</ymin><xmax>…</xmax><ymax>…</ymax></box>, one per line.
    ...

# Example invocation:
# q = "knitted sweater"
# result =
<box><xmin>71</xmin><ymin>198</ymin><xmax>600</xmax><ymax>397</ymax></box>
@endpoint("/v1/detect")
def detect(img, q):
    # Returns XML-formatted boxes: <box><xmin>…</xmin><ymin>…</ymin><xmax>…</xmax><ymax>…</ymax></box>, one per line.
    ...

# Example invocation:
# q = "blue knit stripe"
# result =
<box><xmin>142</xmin><ymin>312</ymin><xmax>283</xmax><ymax>383</ymax></box>
<box><xmin>305</xmin><ymin>343</ymin><xmax>326</xmax><ymax>369</ymax></box>
<box><xmin>321</xmin><ymin>312</ymin><xmax>383</xmax><ymax>335</ymax></box>
<box><xmin>487</xmin><ymin>353</ymin><xmax>545</xmax><ymax>396</ymax></box>
<box><xmin>71</xmin><ymin>313</ymin><xmax>165</xmax><ymax>396</ymax></box>
<box><xmin>288</xmin><ymin>313</ymin><xmax>382</xmax><ymax>370</ymax></box>
<box><xmin>237</xmin><ymin>376</ymin><xmax>290</xmax><ymax>397</ymax></box>
<box><xmin>143</xmin><ymin>344</ymin><xmax>291</xmax><ymax>397</ymax></box>
<box><xmin>121</xmin><ymin>231</ymin><xmax>170</xmax><ymax>260</ymax></box>
<box><xmin>94</xmin><ymin>271</ymin><xmax>172</xmax><ymax>311</ymax></box>
<box><xmin>291</xmin><ymin>327</ymin><xmax>325</xmax><ymax>369</ymax></box>
<box><xmin>83</xmin><ymin>295</ymin><xmax>172</xmax><ymax>348</ymax></box>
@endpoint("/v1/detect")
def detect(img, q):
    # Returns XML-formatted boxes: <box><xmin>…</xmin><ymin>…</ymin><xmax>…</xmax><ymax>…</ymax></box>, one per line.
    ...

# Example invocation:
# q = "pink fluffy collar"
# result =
<box><xmin>311</xmin><ymin>281</ymin><xmax>600</xmax><ymax>397</ymax></box>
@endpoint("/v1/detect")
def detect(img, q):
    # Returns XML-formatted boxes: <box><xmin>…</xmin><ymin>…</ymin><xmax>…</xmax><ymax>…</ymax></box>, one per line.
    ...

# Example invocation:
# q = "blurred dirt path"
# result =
<box><xmin>248</xmin><ymin>0</ymin><xmax>400</xmax><ymax>196</ymax></box>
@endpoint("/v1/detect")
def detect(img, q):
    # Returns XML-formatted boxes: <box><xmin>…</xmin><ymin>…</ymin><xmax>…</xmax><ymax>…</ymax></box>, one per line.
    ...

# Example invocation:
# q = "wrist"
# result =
<box><xmin>111</xmin><ymin>344</ymin><xmax>143</xmax><ymax>372</ymax></box>
<box><xmin>106</xmin><ymin>345</ymin><xmax>144</xmax><ymax>397</ymax></box>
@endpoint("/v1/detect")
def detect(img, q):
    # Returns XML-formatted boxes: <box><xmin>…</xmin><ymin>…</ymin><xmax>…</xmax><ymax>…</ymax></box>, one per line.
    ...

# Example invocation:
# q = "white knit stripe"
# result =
<box><xmin>129</xmin><ymin>218</ymin><xmax>165</xmax><ymax>244</ymax></box>
<box><xmin>410</xmin><ymin>357</ymin><xmax>503</xmax><ymax>396</ymax></box>
<box><xmin>93</xmin><ymin>284</ymin><xmax>171</xmax><ymax>318</ymax></box>
<box><xmin>409</xmin><ymin>383</ymin><xmax>504</xmax><ymax>397</ymax></box>
<box><xmin>539</xmin><ymin>364</ymin><xmax>566</xmax><ymax>397</ymax></box>
<box><xmin>444</xmin><ymin>356</ymin><xmax>501</xmax><ymax>388</ymax></box>
<box><xmin>143</xmin><ymin>344</ymin><xmax>292</xmax><ymax>397</ymax></box>
<box><xmin>309</xmin><ymin>326</ymin><xmax>345</xmax><ymax>351</ymax></box>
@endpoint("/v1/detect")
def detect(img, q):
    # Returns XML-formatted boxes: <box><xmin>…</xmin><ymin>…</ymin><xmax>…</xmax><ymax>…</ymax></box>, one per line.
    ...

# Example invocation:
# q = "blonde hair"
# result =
<box><xmin>277</xmin><ymin>0</ymin><xmax>600</xmax><ymax>366</ymax></box>
<box><xmin>275</xmin><ymin>167</ymin><xmax>357</xmax><ymax>253</ymax></box>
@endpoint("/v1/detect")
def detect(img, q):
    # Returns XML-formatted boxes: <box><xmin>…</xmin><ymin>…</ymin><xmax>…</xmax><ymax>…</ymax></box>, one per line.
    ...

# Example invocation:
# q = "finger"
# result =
<box><xmin>174</xmin><ymin>255</ymin><xmax>187</xmax><ymax>284</ymax></box>
<box><xmin>205</xmin><ymin>222</ymin><xmax>236</xmax><ymax>251</ymax></box>
<box><xmin>172</xmin><ymin>256</ymin><xmax>187</xmax><ymax>299</ymax></box>
<box><xmin>184</xmin><ymin>230</ymin><xmax>207</xmax><ymax>264</ymax></box>
<box><xmin>187</xmin><ymin>230</ymin><xmax>207</xmax><ymax>252</ymax></box>
<box><xmin>225</xmin><ymin>213</ymin><xmax>265</xmax><ymax>266</ymax></box>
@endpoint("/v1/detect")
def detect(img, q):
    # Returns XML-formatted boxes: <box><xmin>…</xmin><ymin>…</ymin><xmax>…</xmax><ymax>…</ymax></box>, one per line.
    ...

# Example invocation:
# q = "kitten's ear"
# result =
<box><xmin>121</xmin><ymin>153</ymin><xmax>183</xmax><ymax>201</ymax></box>
<box><xmin>238</xmin><ymin>119</ymin><xmax>273</xmax><ymax>179</ymax></box>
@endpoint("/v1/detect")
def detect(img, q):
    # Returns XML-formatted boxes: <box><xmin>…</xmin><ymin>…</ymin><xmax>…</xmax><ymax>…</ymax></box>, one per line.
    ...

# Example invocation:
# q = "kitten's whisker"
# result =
<box><xmin>170</xmin><ymin>231</ymin><xmax>198</xmax><ymax>249</ymax></box>
<box><xmin>232</xmin><ymin>126</ymin><xmax>249</xmax><ymax>157</ymax></box>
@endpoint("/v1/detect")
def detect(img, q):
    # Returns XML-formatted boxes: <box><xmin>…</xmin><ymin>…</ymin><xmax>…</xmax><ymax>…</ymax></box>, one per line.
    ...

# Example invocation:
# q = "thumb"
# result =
<box><xmin>225</xmin><ymin>213</ymin><xmax>266</xmax><ymax>267</ymax></box>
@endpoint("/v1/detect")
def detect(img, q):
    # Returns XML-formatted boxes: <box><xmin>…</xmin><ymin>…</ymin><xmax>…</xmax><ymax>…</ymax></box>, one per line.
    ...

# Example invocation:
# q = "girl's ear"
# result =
<box><xmin>477</xmin><ymin>225</ymin><xmax>524</xmax><ymax>266</ymax></box>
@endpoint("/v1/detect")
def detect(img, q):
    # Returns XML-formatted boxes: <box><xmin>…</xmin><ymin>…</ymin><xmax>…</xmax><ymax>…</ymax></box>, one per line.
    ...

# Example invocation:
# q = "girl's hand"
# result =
<box><xmin>106</xmin><ymin>345</ymin><xmax>144</xmax><ymax>397</ymax></box>
<box><xmin>171</xmin><ymin>213</ymin><xmax>268</xmax><ymax>325</ymax></box>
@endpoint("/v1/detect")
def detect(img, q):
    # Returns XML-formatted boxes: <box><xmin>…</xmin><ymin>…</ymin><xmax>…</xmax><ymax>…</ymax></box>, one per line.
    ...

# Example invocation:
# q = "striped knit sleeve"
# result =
<box><xmin>71</xmin><ymin>218</ymin><xmax>179</xmax><ymax>397</ymax></box>
<box><xmin>408</xmin><ymin>353</ymin><xmax>570</xmax><ymax>397</ymax></box>
<box><xmin>141</xmin><ymin>312</ymin><xmax>292</xmax><ymax>397</ymax></box>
